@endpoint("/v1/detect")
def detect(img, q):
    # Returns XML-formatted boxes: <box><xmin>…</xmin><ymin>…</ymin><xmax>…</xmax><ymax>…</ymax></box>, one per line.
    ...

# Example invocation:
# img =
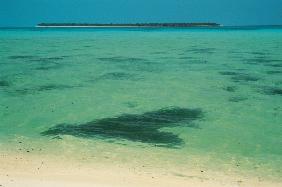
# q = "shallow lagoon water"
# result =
<box><xmin>0</xmin><ymin>27</ymin><xmax>282</xmax><ymax>180</ymax></box>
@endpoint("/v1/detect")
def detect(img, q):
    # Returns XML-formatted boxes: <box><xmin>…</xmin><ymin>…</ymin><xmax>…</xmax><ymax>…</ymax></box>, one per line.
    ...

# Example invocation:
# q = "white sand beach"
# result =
<box><xmin>1</xmin><ymin>152</ymin><xmax>281</xmax><ymax>187</ymax></box>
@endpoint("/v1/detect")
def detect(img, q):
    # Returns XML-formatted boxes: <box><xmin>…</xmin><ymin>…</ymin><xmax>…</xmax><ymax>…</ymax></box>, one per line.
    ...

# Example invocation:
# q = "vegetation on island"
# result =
<box><xmin>37</xmin><ymin>22</ymin><xmax>221</xmax><ymax>27</ymax></box>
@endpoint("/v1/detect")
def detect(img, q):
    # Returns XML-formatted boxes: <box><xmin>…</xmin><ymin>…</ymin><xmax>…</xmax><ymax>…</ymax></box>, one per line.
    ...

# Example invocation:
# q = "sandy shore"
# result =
<box><xmin>1</xmin><ymin>151</ymin><xmax>281</xmax><ymax>187</ymax></box>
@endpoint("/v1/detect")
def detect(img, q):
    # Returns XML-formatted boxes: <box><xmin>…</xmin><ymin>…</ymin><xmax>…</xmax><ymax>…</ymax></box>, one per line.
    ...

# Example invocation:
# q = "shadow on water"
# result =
<box><xmin>123</xmin><ymin>101</ymin><xmax>138</xmax><ymax>108</ymax></box>
<box><xmin>231</xmin><ymin>74</ymin><xmax>260</xmax><ymax>82</ymax></box>
<box><xmin>30</xmin><ymin>57</ymin><xmax>64</xmax><ymax>62</ymax></box>
<box><xmin>248</xmin><ymin>52</ymin><xmax>270</xmax><ymax>56</ymax></box>
<box><xmin>219</xmin><ymin>71</ymin><xmax>239</xmax><ymax>76</ymax></box>
<box><xmin>178</xmin><ymin>56</ymin><xmax>208</xmax><ymax>65</ymax></box>
<box><xmin>35</xmin><ymin>64</ymin><xmax>62</xmax><ymax>71</ymax></box>
<box><xmin>41</xmin><ymin>107</ymin><xmax>204</xmax><ymax>148</ymax></box>
<box><xmin>98</xmin><ymin>57</ymin><xmax>147</xmax><ymax>63</ymax></box>
<box><xmin>219</xmin><ymin>71</ymin><xmax>260</xmax><ymax>82</ymax></box>
<box><xmin>9</xmin><ymin>55</ymin><xmax>65</xmax><ymax>63</ymax></box>
<box><xmin>97</xmin><ymin>56</ymin><xmax>156</xmax><ymax>72</ymax></box>
<box><xmin>178</xmin><ymin>56</ymin><xmax>195</xmax><ymax>60</ymax></box>
<box><xmin>266</xmin><ymin>70</ymin><xmax>282</xmax><ymax>75</ymax></box>
<box><xmin>90</xmin><ymin>72</ymin><xmax>141</xmax><ymax>82</ymax></box>
<box><xmin>8</xmin><ymin>55</ymin><xmax>37</xmax><ymax>60</ymax></box>
<box><xmin>260</xmin><ymin>87</ymin><xmax>282</xmax><ymax>96</ymax></box>
<box><xmin>265</xmin><ymin>63</ymin><xmax>282</xmax><ymax>68</ymax></box>
<box><xmin>243</xmin><ymin>57</ymin><xmax>282</xmax><ymax>66</ymax></box>
<box><xmin>8</xmin><ymin>55</ymin><xmax>66</xmax><ymax>71</ymax></box>
<box><xmin>223</xmin><ymin>86</ymin><xmax>237</xmax><ymax>92</ymax></box>
<box><xmin>0</xmin><ymin>80</ymin><xmax>10</xmax><ymax>87</ymax></box>
<box><xmin>227</xmin><ymin>50</ymin><xmax>281</xmax><ymax>66</ymax></box>
<box><xmin>228</xmin><ymin>96</ymin><xmax>247</xmax><ymax>102</ymax></box>
<box><xmin>185</xmin><ymin>47</ymin><xmax>216</xmax><ymax>54</ymax></box>
<box><xmin>150</xmin><ymin>51</ymin><xmax>168</xmax><ymax>55</ymax></box>
<box><xmin>34</xmin><ymin>61</ymin><xmax>66</xmax><ymax>71</ymax></box>
<box><xmin>11</xmin><ymin>84</ymin><xmax>75</xmax><ymax>95</ymax></box>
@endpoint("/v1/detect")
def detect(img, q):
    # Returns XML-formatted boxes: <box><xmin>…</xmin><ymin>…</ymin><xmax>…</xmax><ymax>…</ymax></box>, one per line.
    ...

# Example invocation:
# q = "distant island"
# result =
<box><xmin>36</xmin><ymin>23</ymin><xmax>221</xmax><ymax>28</ymax></box>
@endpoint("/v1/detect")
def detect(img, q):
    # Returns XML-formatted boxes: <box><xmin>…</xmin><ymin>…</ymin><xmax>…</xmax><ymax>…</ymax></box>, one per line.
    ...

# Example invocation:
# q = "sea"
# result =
<box><xmin>0</xmin><ymin>26</ymin><xmax>281</xmax><ymax>181</ymax></box>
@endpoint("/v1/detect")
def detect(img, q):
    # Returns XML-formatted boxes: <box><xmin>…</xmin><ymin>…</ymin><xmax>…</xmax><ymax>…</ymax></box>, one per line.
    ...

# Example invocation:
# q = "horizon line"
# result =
<box><xmin>1</xmin><ymin>24</ymin><xmax>282</xmax><ymax>28</ymax></box>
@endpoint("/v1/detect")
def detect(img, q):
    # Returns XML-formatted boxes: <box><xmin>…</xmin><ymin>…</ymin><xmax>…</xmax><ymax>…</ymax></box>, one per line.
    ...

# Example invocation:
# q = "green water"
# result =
<box><xmin>0</xmin><ymin>27</ymin><xmax>281</xmax><ymax>180</ymax></box>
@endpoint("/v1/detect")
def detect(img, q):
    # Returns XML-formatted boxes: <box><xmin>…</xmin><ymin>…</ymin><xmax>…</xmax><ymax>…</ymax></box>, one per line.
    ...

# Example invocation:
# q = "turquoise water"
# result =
<box><xmin>0</xmin><ymin>27</ymin><xmax>282</xmax><ymax>180</ymax></box>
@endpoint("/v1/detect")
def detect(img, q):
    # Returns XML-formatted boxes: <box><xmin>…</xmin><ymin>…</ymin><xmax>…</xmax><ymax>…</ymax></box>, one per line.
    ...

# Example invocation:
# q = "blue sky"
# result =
<box><xmin>0</xmin><ymin>0</ymin><xmax>281</xmax><ymax>27</ymax></box>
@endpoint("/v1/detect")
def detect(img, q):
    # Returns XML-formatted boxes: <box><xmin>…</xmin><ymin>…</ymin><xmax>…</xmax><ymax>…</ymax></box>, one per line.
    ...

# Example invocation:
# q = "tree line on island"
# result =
<box><xmin>37</xmin><ymin>22</ymin><xmax>221</xmax><ymax>27</ymax></box>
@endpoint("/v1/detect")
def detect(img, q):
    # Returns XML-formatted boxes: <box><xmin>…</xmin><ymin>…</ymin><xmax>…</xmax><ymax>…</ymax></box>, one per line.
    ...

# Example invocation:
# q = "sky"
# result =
<box><xmin>0</xmin><ymin>0</ymin><xmax>281</xmax><ymax>27</ymax></box>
